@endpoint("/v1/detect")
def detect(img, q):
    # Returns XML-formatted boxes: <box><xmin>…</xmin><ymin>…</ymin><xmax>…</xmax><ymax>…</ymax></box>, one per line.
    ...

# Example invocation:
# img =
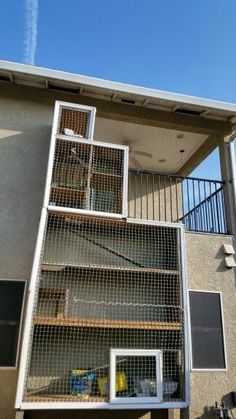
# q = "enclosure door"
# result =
<box><xmin>110</xmin><ymin>349</ymin><xmax>163</xmax><ymax>404</ymax></box>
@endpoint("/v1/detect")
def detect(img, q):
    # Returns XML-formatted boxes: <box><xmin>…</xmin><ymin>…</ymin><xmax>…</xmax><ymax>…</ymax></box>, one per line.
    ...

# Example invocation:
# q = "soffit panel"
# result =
<box><xmin>94</xmin><ymin>117</ymin><xmax>208</xmax><ymax>173</ymax></box>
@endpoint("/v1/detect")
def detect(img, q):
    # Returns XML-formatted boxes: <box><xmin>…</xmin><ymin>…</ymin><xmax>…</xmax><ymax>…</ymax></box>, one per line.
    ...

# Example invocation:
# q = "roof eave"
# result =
<box><xmin>0</xmin><ymin>60</ymin><xmax>236</xmax><ymax>120</ymax></box>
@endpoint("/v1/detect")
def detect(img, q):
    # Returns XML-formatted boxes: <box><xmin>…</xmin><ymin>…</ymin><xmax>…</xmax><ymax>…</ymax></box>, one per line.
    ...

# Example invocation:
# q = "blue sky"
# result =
<box><xmin>1</xmin><ymin>0</ymin><xmax>236</xmax><ymax>178</ymax></box>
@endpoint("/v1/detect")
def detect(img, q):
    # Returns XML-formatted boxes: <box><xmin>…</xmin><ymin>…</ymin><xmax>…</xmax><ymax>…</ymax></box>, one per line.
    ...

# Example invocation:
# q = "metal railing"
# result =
<box><xmin>128</xmin><ymin>169</ymin><xmax>227</xmax><ymax>234</ymax></box>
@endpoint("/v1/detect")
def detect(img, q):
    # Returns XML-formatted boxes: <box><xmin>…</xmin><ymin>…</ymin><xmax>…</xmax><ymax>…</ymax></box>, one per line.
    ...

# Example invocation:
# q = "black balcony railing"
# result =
<box><xmin>128</xmin><ymin>169</ymin><xmax>227</xmax><ymax>234</ymax></box>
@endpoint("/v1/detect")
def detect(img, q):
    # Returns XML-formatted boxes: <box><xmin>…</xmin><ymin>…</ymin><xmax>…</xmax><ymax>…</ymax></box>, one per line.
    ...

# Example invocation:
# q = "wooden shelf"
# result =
<box><xmin>25</xmin><ymin>394</ymin><xmax>182</xmax><ymax>403</ymax></box>
<box><xmin>92</xmin><ymin>171</ymin><xmax>122</xmax><ymax>179</ymax></box>
<box><xmin>91</xmin><ymin>172</ymin><xmax>122</xmax><ymax>189</ymax></box>
<box><xmin>41</xmin><ymin>263</ymin><xmax>179</xmax><ymax>276</ymax></box>
<box><xmin>51</xmin><ymin>185</ymin><xmax>86</xmax><ymax>196</ymax></box>
<box><xmin>50</xmin><ymin>186</ymin><xmax>86</xmax><ymax>208</ymax></box>
<box><xmin>38</xmin><ymin>288</ymin><xmax>68</xmax><ymax>318</ymax></box>
<box><xmin>25</xmin><ymin>394</ymin><xmax>106</xmax><ymax>402</ymax></box>
<box><xmin>34</xmin><ymin>316</ymin><xmax>182</xmax><ymax>331</ymax></box>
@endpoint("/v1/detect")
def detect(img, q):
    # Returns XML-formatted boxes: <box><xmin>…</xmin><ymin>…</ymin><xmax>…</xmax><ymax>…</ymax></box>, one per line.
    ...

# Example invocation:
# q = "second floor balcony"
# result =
<box><xmin>46</xmin><ymin>101</ymin><xmax>235</xmax><ymax>236</ymax></box>
<box><xmin>128</xmin><ymin>169</ymin><xmax>226</xmax><ymax>234</ymax></box>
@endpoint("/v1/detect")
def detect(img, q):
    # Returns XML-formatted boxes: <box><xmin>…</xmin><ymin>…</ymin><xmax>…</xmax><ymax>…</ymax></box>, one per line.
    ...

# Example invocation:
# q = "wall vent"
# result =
<box><xmin>0</xmin><ymin>75</ymin><xmax>11</xmax><ymax>82</ymax></box>
<box><xmin>174</xmin><ymin>108</ymin><xmax>201</xmax><ymax>116</ymax></box>
<box><xmin>121</xmin><ymin>98</ymin><xmax>136</xmax><ymax>105</ymax></box>
<box><xmin>48</xmin><ymin>83</ymin><xmax>79</xmax><ymax>95</ymax></box>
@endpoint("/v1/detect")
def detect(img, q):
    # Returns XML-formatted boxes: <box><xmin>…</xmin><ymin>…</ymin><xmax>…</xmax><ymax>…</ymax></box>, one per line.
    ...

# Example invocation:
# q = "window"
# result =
<box><xmin>189</xmin><ymin>291</ymin><xmax>226</xmax><ymax>370</ymax></box>
<box><xmin>110</xmin><ymin>349</ymin><xmax>163</xmax><ymax>403</ymax></box>
<box><xmin>0</xmin><ymin>280</ymin><xmax>25</xmax><ymax>367</ymax></box>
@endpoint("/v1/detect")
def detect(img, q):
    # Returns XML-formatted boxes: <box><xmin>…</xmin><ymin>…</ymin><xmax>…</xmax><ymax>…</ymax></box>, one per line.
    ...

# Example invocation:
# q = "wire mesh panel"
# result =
<box><xmin>22</xmin><ymin>214</ymin><xmax>185</xmax><ymax>405</ymax></box>
<box><xmin>49</xmin><ymin>139</ymin><xmax>126</xmax><ymax>215</ymax></box>
<box><xmin>110</xmin><ymin>349</ymin><xmax>162</xmax><ymax>403</ymax></box>
<box><xmin>115</xmin><ymin>355</ymin><xmax>157</xmax><ymax>398</ymax></box>
<box><xmin>56</xmin><ymin>102</ymin><xmax>96</xmax><ymax>140</ymax></box>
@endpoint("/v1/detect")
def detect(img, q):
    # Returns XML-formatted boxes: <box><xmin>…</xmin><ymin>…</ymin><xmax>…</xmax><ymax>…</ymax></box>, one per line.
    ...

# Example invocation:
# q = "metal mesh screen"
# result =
<box><xmin>115</xmin><ymin>355</ymin><xmax>157</xmax><ymax>398</ymax></box>
<box><xmin>49</xmin><ymin>140</ymin><xmax>124</xmax><ymax>214</ymax></box>
<box><xmin>23</xmin><ymin>214</ymin><xmax>185</xmax><ymax>404</ymax></box>
<box><xmin>58</xmin><ymin>107</ymin><xmax>89</xmax><ymax>138</ymax></box>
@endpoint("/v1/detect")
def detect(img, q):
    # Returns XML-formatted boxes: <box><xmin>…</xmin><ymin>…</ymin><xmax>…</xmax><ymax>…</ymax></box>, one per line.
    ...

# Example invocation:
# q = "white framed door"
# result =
<box><xmin>110</xmin><ymin>348</ymin><xmax>163</xmax><ymax>404</ymax></box>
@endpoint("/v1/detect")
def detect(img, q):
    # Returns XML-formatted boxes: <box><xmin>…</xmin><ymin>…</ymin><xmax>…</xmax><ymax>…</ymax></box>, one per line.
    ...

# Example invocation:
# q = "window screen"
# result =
<box><xmin>0</xmin><ymin>280</ymin><xmax>25</xmax><ymax>367</ymax></box>
<box><xmin>189</xmin><ymin>291</ymin><xmax>225</xmax><ymax>369</ymax></box>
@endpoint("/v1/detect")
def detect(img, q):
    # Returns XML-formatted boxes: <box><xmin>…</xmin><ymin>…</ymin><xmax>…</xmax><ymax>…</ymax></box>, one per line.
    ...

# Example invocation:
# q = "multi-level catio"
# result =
<box><xmin>16</xmin><ymin>102</ymin><xmax>189</xmax><ymax>409</ymax></box>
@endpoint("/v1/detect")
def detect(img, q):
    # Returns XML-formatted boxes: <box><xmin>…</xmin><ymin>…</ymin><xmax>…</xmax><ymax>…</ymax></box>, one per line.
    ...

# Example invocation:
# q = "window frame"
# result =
<box><xmin>109</xmin><ymin>348</ymin><xmax>163</xmax><ymax>404</ymax></box>
<box><xmin>0</xmin><ymin>279</ymin><xmax>26</xmax><ymax>370</ymax></box>
<box><xmin>188</xmin><ymin>289</ymin><xmax>227</xmax><ymax>372</ymax></box>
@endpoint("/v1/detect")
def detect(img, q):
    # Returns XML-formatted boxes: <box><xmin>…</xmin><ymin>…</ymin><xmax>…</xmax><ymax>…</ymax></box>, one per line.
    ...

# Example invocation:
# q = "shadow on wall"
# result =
<box><xmin>215</xmin><ymin>246</ymin><xmax>229</xmax><ymax>273</ymax></box>
<box><xmin>196</xmin><ymin>405</ymin><xmax>216</xmax><ymax>419</ymax></box>
<box><xmin>24</xmin><ymin>409</ymin><xmax>168</xmax><ymax>419</ymax></box>
<box><xmin>196</xmin><ymin>396</ymin><xmax>236</xmax><ymax>419</ymax></box>
<box><xmin>0</xmin><ymin>125</ymin><xmax>51</xmax><ymax>278</ymax></box>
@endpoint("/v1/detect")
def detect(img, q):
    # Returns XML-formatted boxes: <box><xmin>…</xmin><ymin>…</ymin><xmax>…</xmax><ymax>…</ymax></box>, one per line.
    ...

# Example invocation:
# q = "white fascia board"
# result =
<box><xmin>1</xmin><ymin>60</ymin><xmax>236</xmax><ymax>116</ymax></box>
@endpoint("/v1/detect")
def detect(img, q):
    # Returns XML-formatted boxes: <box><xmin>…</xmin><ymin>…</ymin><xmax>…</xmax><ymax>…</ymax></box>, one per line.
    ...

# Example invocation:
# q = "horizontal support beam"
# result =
<box><xmin>82</xmin><ymin>97</ymin><xmax>232</xmax><ymax>135</ymax></box>
<box><xmin>1</xmin><ymin>83</ymin><xmax>232</xmax><ymax>135</ymax></box>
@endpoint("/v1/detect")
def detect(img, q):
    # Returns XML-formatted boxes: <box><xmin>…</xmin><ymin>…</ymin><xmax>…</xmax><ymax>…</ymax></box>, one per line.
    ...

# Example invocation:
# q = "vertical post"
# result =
<box><xmin>229</xmin><ymin>140</ymin><xmax>236</xmax><ymax>219</ymax></box>
<box><xmin>15</xmin><ymin>208</ymin><xmax>48</xmax><ymax>409</ymax></box>
<box><xmin>219</xmin><ymin>135</ymin><xmax>236</xmax><ymax>235</ymax></box>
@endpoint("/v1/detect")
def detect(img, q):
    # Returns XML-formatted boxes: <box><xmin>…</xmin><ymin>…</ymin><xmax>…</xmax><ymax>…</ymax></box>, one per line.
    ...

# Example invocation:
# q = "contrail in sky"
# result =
<box><xmin>24</xmin><ymin>0</ymin><xmax>38</xmax><ymax>65</ymax></box>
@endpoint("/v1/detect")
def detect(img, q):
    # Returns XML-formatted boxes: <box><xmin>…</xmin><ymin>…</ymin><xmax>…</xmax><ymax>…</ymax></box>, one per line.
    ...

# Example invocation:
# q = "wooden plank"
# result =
<box><xmin>34</xmin><ymin>316</ymin><xmax>182</xmax><ymax>331</ymax></box>
<box><xmin>41</xmin><ymin>263</ymin><xmax>179</xmax><ymax>275</ymax></box>
<box><xmin>38</xmin><ymin>288</ymin><xmax>68</xmax><ymax>318</ymax></box>
<box><xmin>51</xmin><ymin>186</ymin><xmax>86</xmax><ymax>197</ymax></box>
<box><xmin>42</xmin><ymin>264</ymin><xmax>66</xmax><ymax>272</ymax></box>
<box><xmin>91</xmin><ymin>172</ymin><xmax>122</xmax><ymax>189</ymax></box>
<box><xmin>50</xmin><ymin>186</ymin><xmax>86</xmax><ymax>208</ymax></box>
<box><xmin>91</xmin><ymin>171</ymin><xmax>122</xmax><ymax>179</ymax></box>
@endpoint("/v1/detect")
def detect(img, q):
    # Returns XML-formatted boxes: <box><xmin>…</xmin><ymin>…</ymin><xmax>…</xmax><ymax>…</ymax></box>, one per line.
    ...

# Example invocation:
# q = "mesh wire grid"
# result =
<box><xmin>115</xmin><ymin>355</ymin><xmax>158</xmax><ymax>399</ymax></box>
<box><xmin>23</xmin><ymin>214</ymin><xmax>185</xmax><ymax>403</ymax></box>
<box><xmin>49</xmin><ymin>139</ymin><xmax>124</xmax><ymax>214</ymax></box>
<box><xmin>58</xmin><ymin>106</ymin><xmax>90</xmax><ymax>139</ymax></box>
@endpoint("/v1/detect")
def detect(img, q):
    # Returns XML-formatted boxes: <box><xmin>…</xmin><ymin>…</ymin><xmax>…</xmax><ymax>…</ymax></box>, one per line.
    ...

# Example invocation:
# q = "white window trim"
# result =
<box><xmin>0</xmin><ymin>278</ymin><xmax>26</xmax><ymax>370</ymax></box>
<box><xmin>109</xmin><ymin>348</ymin><xmax>163</xmax><ymax>404</ymax></box>
<box><xmin>188</xmin><ymin>289</ymin><xmax>227</xmax><ymax>372</ymax></box>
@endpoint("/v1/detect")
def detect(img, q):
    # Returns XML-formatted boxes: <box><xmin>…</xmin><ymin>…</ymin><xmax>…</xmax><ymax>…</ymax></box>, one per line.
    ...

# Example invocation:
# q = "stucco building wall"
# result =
<box><xmin>186</xmin><ymin>232</ymin><xmax>236</xmax><ymax>419</ymax></box>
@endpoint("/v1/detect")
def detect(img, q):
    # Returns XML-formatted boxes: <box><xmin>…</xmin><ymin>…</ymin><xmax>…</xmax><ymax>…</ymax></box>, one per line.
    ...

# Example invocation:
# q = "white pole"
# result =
<box><xmin>229</xmin><ymin>139</ymin><xmax>236</xmax><ymax>221</ymax></box>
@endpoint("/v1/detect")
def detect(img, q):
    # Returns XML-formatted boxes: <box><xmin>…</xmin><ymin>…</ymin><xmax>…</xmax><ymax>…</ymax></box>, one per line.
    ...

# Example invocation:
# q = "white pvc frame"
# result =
<box><xmin>180</xmin><ymin>227</ymin><xmax>191</xmax><ymax>405</ymax></box>
<box><xmin>55</xmin><ymin>101</ymin><xmax>96</xmax><ymax>141</ymax></box>
<box><xmin>188</xmin><ymin>289</ymin><xmax>227</xmax><ymax>372</ymax></box>
<box><xmin>43</xmin><ymin>134</ymin><xmax>129</xmax><ymax>218</ymax></box>
<box><xmin>109</xmin><ymin>348</ymin><xmax>163</xmax><ymax>404</ymax></box>
<box><xmin>0</xmin><ymin>278</ymin><xmax>26</xmax><ymax>370</ymax></box>
<box><xmin>15</xmin><ymin>217</ymin><xmax>190</xmax><ymax>410</ymax></box>
<box><xmin>15</xmin><ymin>208</ymin><xmax>48</xmax><ymax>409</ymax></box>
<box><xmin>43</xmin><ymin>101</ymin><xmax>96</xmax><ymax>209</ymax></box>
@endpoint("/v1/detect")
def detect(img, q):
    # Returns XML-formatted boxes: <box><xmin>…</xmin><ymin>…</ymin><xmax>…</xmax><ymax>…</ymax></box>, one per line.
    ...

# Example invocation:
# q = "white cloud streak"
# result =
<box><xmin>24</xmin><ymin>0</ymin><xmax>38</xmax><ymax>65</ymax></box>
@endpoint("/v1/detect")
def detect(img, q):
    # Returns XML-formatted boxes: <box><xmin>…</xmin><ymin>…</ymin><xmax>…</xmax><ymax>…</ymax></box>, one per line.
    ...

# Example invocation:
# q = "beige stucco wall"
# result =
<box><xmin>186</xmin><ymin>231</ymin><xmax>236</xmax><ymax>419</ymax></box>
